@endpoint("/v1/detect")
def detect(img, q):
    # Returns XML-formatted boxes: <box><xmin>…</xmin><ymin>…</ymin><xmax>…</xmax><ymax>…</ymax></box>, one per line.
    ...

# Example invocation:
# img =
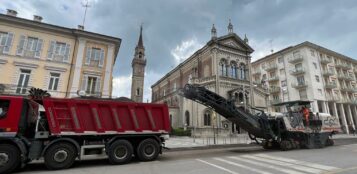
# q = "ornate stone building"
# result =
<box><xmin>151</xmin><ymin>22</ymin><xmax>268</xmax><ymax>136</ymax></box>
<box><xmin>131</xmin><ymin>26</ymin><xmax>146</xmax><ymax>102</ymax></box>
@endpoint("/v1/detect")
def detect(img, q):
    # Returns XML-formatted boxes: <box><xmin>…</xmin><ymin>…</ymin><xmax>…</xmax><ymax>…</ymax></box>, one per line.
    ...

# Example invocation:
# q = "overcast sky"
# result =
<box><xmin>2</xmin><ymin>0</ymin><xmax>357</xmax><ymax>101</ymax></box>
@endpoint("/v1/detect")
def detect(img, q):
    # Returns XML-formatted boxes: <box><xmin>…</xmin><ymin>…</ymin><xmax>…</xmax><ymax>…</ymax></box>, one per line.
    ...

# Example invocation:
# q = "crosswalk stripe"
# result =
<box><xmin>242</xmin><ymin>155</ymin><xmax>323</xmax><ymax>173</ymax></box>
<box><xmin>254</xmin><ymin>154</ymin><xmax>339</xmax><ymax>171</ymax></box>
<box><xmin>214</xmin><ymin>158</ymin><xmax>273</xmax><ymax>174</ymax></box>
<box><xmin>196</xmin><ymin>159</ymin><xmax>239</xmax><ymax>174</ymax></box>
<box><xmin>229</xmin><ymin>156</ymin><xmax>305</xmax><ymax>174</ymax></box>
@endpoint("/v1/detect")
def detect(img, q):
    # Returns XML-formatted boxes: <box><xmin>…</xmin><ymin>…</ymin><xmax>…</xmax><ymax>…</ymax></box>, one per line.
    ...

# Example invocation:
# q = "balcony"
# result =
<box><xmin>340</xmin><ymin>86</ymin><xmax>353</xmax><ymax>93</ymax></box>
<box><xmin>320</xmin><ymin>57</ymin><xmax>332</xmax><ymax>64</ymax></box>
<box><xmin>288</xmin><ymin>55</ymin><xmax>304</xmax><ymax>64</ymax></box>
<box><xmin>292</xmin><ymin>81</ymin><xmax>308</xmax><ymax>89</ymax></box>
<box><xmin>337</xmin><ymin>74</ymin><xmax>354</xmax><ymax>81</ymax></box>
<box><xmin>252</xmin><ymin>70</ymin><xmax>261</xmax><ymax>76</ymax></box>
<box><xmin>268</xmin><ymin>76</ymin><xmax>279</xmax><ymax>82</ymax></box>
<box><xmin>264</xmin><ymin>64</ymin><xmax>278</xmax><ymax>72</ymax></box>
<box><xmin>322</xmin><ymin>70</ymin><xmax>335</xmax><ymax>76</ymax></box>
<box><xmin>270</xmin><ymin>99</ymin><xmax>282</xmax><ymax>105</ymax></box>
<box><xmin>324</xmin><ymin>82</ymin><xmax>337</xmax><ymax>89</ymax></box>
<box><xmin>290</xmin><ymin>68</ymin><xmax>305</xmax><ymax>75</ymax></box>
<box><xmin>335</xmin><ymin>62</ymin><xmax>352</xmax><ymax>70</ymax></box>
<box><xmin>354</xmin><ymin>68</ymin><xmax>357</xmax><ymax>73</ymax></box>
<box><xmin>326</xmin><ymin>95</ymin><xmax>340</xmax><ymax>102</ymax></box>
<box><xmin>269</xmin><ymin>86</ymin><xmax>281</xmax><ymax>93</ymax></box>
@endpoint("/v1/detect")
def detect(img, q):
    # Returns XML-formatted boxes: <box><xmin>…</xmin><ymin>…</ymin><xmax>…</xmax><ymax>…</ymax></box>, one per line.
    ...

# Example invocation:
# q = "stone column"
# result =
<box><xmin>332</xmin><ymin>102</ymin><xmax>339</xmax><ymax>119</ymax></box>
<box><xmin>325</xmin><ymin>101</ymin><xmax>331</xmax><ymax>114</ymax></box>
<box><xmin>347</xmin><ymin>105</ymin><xmax>355</xmax><ymax>130</ymax></box>
<box><xmin>322</xmin><ymin>101</ymin><xmax>327</xmax><ymax>113</ymax></box>
<box><xmin>313</xmin><ymin>100</ymin><xmax>319</xmax><ymax>113</ymax></box>
<box><xmin>338</xmin><ymin>103</ymin><xmax>349</xmax><ymax>134</ymax></box>
<box><xmin>351</xmin><ymin>106</ymin><xmax>357</xmax><ymax>128</ymax></box>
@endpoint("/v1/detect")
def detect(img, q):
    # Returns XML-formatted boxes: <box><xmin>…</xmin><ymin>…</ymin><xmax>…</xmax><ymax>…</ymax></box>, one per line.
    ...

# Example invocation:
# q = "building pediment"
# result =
<box><xmin>216</xmin><ymin>34</ymin><xmax>254</xmax><ymax>53</ymax></box>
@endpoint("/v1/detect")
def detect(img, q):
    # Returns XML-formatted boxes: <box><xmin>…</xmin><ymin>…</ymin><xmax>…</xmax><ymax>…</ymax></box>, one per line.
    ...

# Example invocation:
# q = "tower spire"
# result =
<box><xmin>211</xmin><ymin>24</ymin><xmax>217</xmax><ymax>39</ymax></box>
<box><xmin>137</xmin><ymin>24</ymin><xmax>144</xmax><ymax>48</ymax></box>
<box><xmin>228</xmin><ymin>19</ymin><xmax>233</xmax><ymax>34</ymax></box>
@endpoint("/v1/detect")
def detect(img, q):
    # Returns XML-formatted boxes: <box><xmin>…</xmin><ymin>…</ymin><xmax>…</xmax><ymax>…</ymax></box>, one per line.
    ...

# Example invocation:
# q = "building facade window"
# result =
<box><xmin>315</xmin><ymin>75</ymin><xmax>320</xmax><ymax>82</ymax></box>
<box><xmin>17</xmin><ymin>36</ymin><xmax>43</xmax><ymax>58</ymax></box>
<box><xmin>48</xmin><ymin>73</ymin><xmax>60</xmax><ymax>91</ymax></box>
<box><xmin>313</xmin><ymin>62</ymin><xmax>317</xmax><ymax>69</ymax></box>
<box><xmin>297</xmin><ymin>76</ymin><xmax>305</xmax><ymax>85</ymax></box>
<box><xmin>281</xmin><ymin>80</ymin><xmax>287</xmax><ymax>87</ymax></box>
<box><xmin>278</xmin><ymin>57</ymin><xmax>283</xmax><ymax>63</ymax></box>
<box><xmin>16</xmin><ymin>69</ymin><xmax>31</xmax><ymax>94</ymax></box>
<box><xmin>185</xmin><ymin>110</ymin><xmax>190</xmax><ymax>126</ymax></box>
<box><xmin>299</xmin><ymin>89</ymin><xmax>307</xmax><ymax>99</ymax></box>
<box><xmin>136</xmin><ymin>88</ymin><xmax>140</xmax><ymax>96</ymax></box>
<box><xmin>0</xmin><ymin>32</ymin><xmax>14</xmax><ymax>54</ymax></box>
<box><xmin>310</xmin><ymin>50</ymin><xmax>315</xmax><ymax>56</ymax></box>
<box><xmin>85</xmin><ymin>47</ymin><xmax>105</xmax><ymax>67</ymax></box>
<box><xmin>81</xmin><ymin>75</ymin><xmax>101</xmax><ymax>95</ymax></box>
<box><xmin>47</xmin><ymin>41</ymin><xmax>71</xmax><ymax>62</ymax></box>
<box><xmin>239</xmin><ymin>63</ymin><xmax>246</xmax><ymax>80</ymax></box>
<box><xmin>231</xmin><ymin>62</ymin><xmax>238</xmax><ymax>79</ymax></box>
<box><xmin>203</xmin><ymin>109</ymin><xmax>211</xmax><ymax>126</ymax></box>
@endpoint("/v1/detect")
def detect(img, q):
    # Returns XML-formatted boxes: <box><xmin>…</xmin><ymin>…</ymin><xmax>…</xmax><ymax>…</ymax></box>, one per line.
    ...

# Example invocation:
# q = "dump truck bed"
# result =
<box><xmin>42</xmin><ymin>98</ymin><xmax>170</xmax><ymax>135</ymax></box>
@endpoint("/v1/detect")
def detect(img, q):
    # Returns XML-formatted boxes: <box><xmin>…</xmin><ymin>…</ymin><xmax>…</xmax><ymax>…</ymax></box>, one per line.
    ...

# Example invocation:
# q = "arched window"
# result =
<box><xmin>204</xmin><ymin>109</ymin><xmax>211</xmax><ymax>126</ymax></box>
<box><xmin>238</xmin><ymin>92</ymin><xmax>244</xmax><ymax>104</ymax></box>
<box><xmin>219</xmin><ymin>60</ymin><xmax>225</xmax><ymax>76</ymax></box>
<box><xmin>240</xmin><ymin>63</ymin><xmax>246</xmax><ymax>80</ymax></box>
<box><xmin>231</xmin><ymin>62</ymin><xmax>238</xmax><ymax>79</ymax></box>
<box><xmin>139</xmin><ymin>52</ymin><xmax>142</xmax><ymax>58</ymax></box>
<box><xmin>136</xmin><ymin>88</ymin><xmax>140</xmax><ymax>96</ymax></box>
<box><xmin>185</xmin><ymin>110</ymin><xmax>190</xmax><ymax>126</ymax></box>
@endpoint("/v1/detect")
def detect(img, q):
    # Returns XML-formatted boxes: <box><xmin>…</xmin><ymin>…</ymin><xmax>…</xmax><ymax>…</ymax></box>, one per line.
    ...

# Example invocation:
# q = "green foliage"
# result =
<box><xmin>170</xmin><ymin>128</ymin><xmax>191</xmax><ymax>136</ymax></box>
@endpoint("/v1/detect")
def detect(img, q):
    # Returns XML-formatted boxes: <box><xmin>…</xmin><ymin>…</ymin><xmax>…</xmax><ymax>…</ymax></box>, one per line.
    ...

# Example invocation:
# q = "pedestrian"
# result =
<box><xmin>301</xmin><ymin>106</ymin><xmax>309</xmax><ymax>127</ymax></box>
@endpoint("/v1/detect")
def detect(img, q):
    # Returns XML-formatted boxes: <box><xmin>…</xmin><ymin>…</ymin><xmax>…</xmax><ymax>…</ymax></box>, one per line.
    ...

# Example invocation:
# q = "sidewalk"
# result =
<box><xmin>165</xmin><ymin>134</ymin><xmax>357</xmax><ymax>149</ymax></box>
<box><xmin>165</xmin><ymin>134</ymin><xmax>253</xmax><ymax>149</ymax></box>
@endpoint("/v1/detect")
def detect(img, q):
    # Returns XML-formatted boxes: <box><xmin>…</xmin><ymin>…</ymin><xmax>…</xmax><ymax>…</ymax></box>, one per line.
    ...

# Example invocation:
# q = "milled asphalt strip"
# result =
<box><xmin>254</xmin><ymin>154</ymin><xmax>340</xmax><ymax>171</ymax></box>
<box><xmin>214</xmin><ymin>158</ymin><xmax>272</xmax><ymax>174</ymax></box>
<box><xmin>242</xmin><ymin>155</ymin><xmax>323</xmax><ymax>173</ymax></box>
<box><xmin>228</xmin><ymin>156</ymin><xmax>305</xmax><ymax>174</ymax></box>
<box><xmin>196</xmin><ymin>159</ymin><xmax>239</xmax><ymax>174</ymax></box>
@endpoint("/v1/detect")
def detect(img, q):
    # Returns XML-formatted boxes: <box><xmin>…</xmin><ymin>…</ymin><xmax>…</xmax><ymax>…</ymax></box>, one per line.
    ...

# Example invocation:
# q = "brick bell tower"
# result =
<box><xmin>131</xmin><ymin>25</ymin><xmax>146</xmax><ymax>102</ymax></box>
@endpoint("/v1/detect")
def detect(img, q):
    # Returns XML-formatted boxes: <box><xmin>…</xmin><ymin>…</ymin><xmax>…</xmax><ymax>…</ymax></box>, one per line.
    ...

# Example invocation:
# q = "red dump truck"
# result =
<box><xmin>0</xmin><ymin>94</ymin><xmax>170</xmax><ymax>173</ymax></box>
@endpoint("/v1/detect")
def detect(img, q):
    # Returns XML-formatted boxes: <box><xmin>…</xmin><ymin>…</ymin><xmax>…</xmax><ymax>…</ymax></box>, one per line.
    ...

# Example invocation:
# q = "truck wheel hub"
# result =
<box><xmin>0</xmin><ymin>153</ymin><xmax>9</xmax><ymax>166</ymax></box>
<box><xmin>54</xmin><ymin>150</ymin><xmax>68</xmax><ymax>163</ymax></box>
<box><xmin>114</xmin><ymin>147</ymin><xmax>127</xmax><ymax>159</ymax></box>
<box><xmin>144</xmin><ymin>145</ymin><xmax>155</xmax><ymax>156</ymax></box>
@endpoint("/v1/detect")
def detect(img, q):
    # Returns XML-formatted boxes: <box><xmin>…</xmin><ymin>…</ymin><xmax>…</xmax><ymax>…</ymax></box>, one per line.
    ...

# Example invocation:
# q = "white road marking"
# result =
<box><xmin>254</xmin><ymin>154</ymin><xmax>340</xmax><ymax>171</ymax></box>
<box><xmin>229</xmin><ymin>156</ymin><xmax>305</xmax><ymax>174</ymax></box>
<box><xmin>196</xmin><ymin>159</ymin><xmax>239</xmax><ymax>174</ymax></box>
<box><xmin>214</xmin><ymin>158</ymin><xmax>272</xmax><ymax>174</ymax></box>
<box><xmin>242</xmin><ymin>155</ymin><xmax>323</xmax><ymax>173</ymax></box>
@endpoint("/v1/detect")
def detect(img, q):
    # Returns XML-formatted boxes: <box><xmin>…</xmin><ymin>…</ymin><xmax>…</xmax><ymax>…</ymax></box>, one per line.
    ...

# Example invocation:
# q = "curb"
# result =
<box><xmin>164</xmin><ymin>138</ymin><xmax>357</xmax><ymax>152</ymax></box>
<box><xmin>164</xmin><ymin>143</ymin><xmax>258</xmax><ymax>152</ymax></box>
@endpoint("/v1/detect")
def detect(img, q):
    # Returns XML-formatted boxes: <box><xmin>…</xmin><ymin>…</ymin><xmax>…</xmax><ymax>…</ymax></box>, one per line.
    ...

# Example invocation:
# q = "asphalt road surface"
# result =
<box><xmin>16</xmin><ymin>140</ymin><xmax>357</xmax><ymax>174</ymax></box>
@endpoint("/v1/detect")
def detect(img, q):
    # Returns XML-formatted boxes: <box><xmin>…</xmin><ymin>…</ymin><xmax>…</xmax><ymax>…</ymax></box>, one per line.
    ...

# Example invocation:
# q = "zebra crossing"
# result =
<box><xmin>196</xmin><ymin>154</ymin><xmax>340</xmax><ymax>174</ymax></box>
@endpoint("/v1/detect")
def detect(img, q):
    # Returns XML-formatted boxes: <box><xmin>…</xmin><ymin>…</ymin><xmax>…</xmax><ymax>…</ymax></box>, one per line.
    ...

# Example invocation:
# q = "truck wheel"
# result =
<box><xmin>44</xmin><ymin>142</ymin><xmax>77</xmax><ymax>170</ymax></box>
<box><xmin>0</xmin><ymin>144</ymin><xmax>21</xmax><ymax>174</ymax></box>
<box><xmin>108</xmin><ymin>140</ymin><xmax>133</xmax><ymax>164</ymax></box>
<box><xmin>136</xmin><ymin>138</ymin><xmax>160</xmax><ymax>161</ymax></box>
<box><xmin>326</xmin><ymin>139</ymin><xmax>334</xmax><ymax>146</ymax></box>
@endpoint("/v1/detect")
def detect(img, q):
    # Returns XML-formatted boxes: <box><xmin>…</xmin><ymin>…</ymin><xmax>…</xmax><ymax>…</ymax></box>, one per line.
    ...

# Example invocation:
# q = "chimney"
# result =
<box><xmin>78</xmin><ymin>25</ymin><xmax>84</xmax><ymax>30</ymax></box>
<box><xmin>6</xmin><ymin>9</ymin><xmax>17</xmax><ymax>17</ymax></box>
<box><xmin>33</xmin><ymin>15</ymin><xmax>43</xmax><ymax>22</ymax></box>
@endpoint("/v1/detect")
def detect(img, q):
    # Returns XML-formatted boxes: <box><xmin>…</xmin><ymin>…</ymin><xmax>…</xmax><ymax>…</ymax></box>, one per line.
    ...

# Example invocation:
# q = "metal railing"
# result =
<box><xmin>264</xmin><ymin>64</ymin><xmax>278</xmax><ymax>71</ymax></box>
<box><xmin>269</xmin><ymin>86</ymin><xmax>280</xmax><ymax>93</ymax></box>
<box><xmin>290</xmin><ymin>68</ymin><xmax>305</xmax><ymax>75</ymax></box>
<box><xmin>288</xmin><ymin>55</ymin><xmax>304</xmax><ymax>63</ymax></box>
<box><xmin>322</xmin><ymin>70</ymin><xmax>335</xmax><ymax>76</ymax></box>
<box><xmin>335</xmin><ymin>62</ymin><xmax>352</xmax><ymax>70</ymax></box>
<box><xmin>325</xmin><ymin>82</ymin><xmax>337</xmax><ymax>89</ymax></box>
<box><xmin>320</xmin><ymin>57</ymin><xmax>332</xmax><ymax>64</ymax></box>
<box><xmin>291</xmin><ymin>81</ymin><xmax>308</xmax><ymax>88</ymax></box>
<box><xmin>268</xmin><ymin>76</ymin><xmax>279</xmax><ymax>82</ymax></box>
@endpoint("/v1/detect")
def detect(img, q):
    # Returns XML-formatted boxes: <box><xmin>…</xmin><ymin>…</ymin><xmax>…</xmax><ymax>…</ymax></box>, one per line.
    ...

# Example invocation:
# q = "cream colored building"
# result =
<box><xmin>0</xmin><ymin>10</ymin><xmax>121</xmax><ymax>98</ymax></box>
<box><xmin>252</xmin><ymin>41</ymin><xmax>357</xmax><ymax>134</ymax></box>
<box><xmin>151</xmin><ymin>22</ymin><xmax>268</xmax><ymax>136</ymax></box>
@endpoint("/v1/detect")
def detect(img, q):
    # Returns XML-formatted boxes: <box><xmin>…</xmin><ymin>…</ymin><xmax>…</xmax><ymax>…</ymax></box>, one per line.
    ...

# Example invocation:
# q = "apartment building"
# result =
<box><xmin>252</xmin><ymin>41</ymin><xmax>357</xmax><ymax>134</ymax></box>
<box><xmin>0</xmin><ymin>9</ymin><xmax>121</xmax><ymax>98</ymax></box>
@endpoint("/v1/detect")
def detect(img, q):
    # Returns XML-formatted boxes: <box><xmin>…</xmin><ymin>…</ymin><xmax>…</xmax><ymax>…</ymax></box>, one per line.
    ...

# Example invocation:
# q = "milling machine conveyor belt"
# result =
<box><xmin>179</xmin><ymin>84</ymin><xmax>275</xmax><ymax>139</ymax></box>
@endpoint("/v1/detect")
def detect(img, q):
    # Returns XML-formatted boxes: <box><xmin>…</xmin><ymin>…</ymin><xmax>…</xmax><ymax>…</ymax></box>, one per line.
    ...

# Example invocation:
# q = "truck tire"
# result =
<box><xmin>136</xmin><ymin>138</ymin><xmax>160</xmax><ymax>161</ymax></box>
<box><xmin>108</xmin><ymin>140</ymin><xmax>133</xmax><ymax>164</ymax></box>
<box><xmin>44</xmin><ymin>142</ymin><xmax>77</xmax><ymax>170</ymax></box>
<box><xmin>0</xmin><ymin>144</ymin><xmax>21</xmax><ymax>174</ymax></box>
